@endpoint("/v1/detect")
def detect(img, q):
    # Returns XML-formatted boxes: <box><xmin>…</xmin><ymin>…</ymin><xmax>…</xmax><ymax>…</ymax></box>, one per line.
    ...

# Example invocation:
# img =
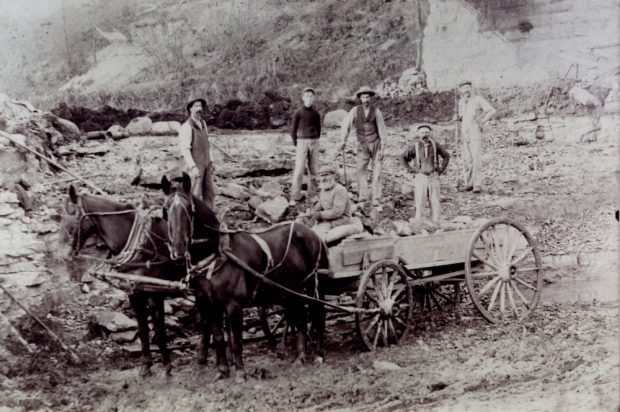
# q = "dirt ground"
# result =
<box><xmin>0</xmin><ymin>113</ymin><xmax>618</xmax><ymax>411</ymax></box>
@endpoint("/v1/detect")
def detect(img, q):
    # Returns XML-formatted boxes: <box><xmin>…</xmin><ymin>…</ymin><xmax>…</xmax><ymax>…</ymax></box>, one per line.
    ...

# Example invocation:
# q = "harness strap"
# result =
<box><xmin>250</xmin><ymin>234</ymin><xmax>274</xmax><ymax>271</ymax></box>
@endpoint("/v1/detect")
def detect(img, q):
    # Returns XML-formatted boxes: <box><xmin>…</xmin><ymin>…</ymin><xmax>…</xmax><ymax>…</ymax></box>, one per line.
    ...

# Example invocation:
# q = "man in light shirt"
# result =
<box><xmin>178</xmin><ymin>97</ymin><xmax>215</xmax><ymax>209</ymax></box>
<box><xmin>339</xmin><ymin>86</ymin><xmax>388</xmax><ymax>207</ymax></box>
<box><xmin>457</xmin><ymin>81</ymin><xmax>496</xmax><ymax>193</ymax></box>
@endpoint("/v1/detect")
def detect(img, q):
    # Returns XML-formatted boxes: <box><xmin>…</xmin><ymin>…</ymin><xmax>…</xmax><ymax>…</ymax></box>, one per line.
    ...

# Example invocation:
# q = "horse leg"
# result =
<box><xmin>212</xmin><ymin>307</ymin><xmax>229</xmax><ymax>380</ymax></box>
<box><xmin>152</xmin><ymin>296</ymin><xmax>172</xmax><ymax>376</ymax></box>
<box><xmin>195</xmin><ymin>294</ymin><xmax>212</xmax><ymax>365</ymax></box>
<box><xmin>288</xmin><ymin>303</ymin><xmax>308</xmax><ymax>365</ymax></box>
<box><xmin>309</xmin><ymin>300</ymin><xmax>326</xmax><ymax>364</ymax></box>
<box><xmin>227</xmin><ymin>302</ymin><xmax>246</xmax><ymax>383</ymax></box>
<box><xmin>129</xmin><ymin>292</ymin><xmax>153</xmax><ymax>377</ymax></box>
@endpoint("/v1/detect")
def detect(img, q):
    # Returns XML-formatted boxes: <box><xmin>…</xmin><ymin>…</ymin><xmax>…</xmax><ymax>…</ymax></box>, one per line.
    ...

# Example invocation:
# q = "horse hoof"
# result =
<box><xmin>164</xmin><ymin>365</ymin><xmax>173</xmax><ymax>377</ymax></box>
<box><xmin>214</xmin><ymin>370</ymin><xmax>229</xmax><ymax>381</ymax></box>
<box><xmin>139</xmin><ymin>366</ymin><xmax>152</xmax><ymax>378</ymax></box>
<box><xmin>234</xmin><ymin>371</ymin><xmax>247</xmax><ymax>384</ymax></box>
<box><xmin>293</xmin><ymin>357</ymin><xmax>306</xmax><ymax>366</ymax></box>
<box><xmin>313</xmin><ymin>356</ymin><xmax>324</xmax><ymax>365</ymax></box>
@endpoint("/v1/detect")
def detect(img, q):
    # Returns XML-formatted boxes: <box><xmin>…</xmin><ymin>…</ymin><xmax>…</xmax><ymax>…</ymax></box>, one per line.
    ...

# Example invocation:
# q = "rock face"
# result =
<box><xmin>125</xmin><ymin>116</ymin><xmax>153</xmax><ymax>136</ymax></box>
<box><xmin>255</xmin><ymin>196</ymin><xmax>288</xmax><ymax>223</ymax></box>
<box><xmin>324</xmin><ymin>109</ymin><xmax>348</xmax><ymax>128</ymax></box>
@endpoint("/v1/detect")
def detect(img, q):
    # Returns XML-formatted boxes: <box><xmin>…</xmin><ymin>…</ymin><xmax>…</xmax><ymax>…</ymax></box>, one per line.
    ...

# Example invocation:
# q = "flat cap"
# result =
<box><xmin>417</xmin><ymin>123</ymin><xmax>433</xmax><ymax>131</ymax></box>
<box><xmin>302</xmin><ymin>87</ymin><xmax>315</xmax><ymax>94</ymax></box>
<box><xmin>458</xmin><ymin>80</ymin><xmax>472</xmax><ymax>88</ymax></box>
<box><xmin>318</xmin><ymin>164</ymin><xmax>337</xmax><ymax>176</ymax></box>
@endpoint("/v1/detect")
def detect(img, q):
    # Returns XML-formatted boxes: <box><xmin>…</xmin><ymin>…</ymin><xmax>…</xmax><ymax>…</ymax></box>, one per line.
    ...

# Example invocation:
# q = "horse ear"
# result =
<box><xmin>68</xmin><ymin>185</ymin><xmax>78</xmax><ymax>204</ymax></box>
<box><xmin>182</xmin><ymin>172</ymin><xmax>192</xmax><ymax>194</ymax></box>
<box><xmin>161</xmin><ymin>175</ymin><xmax>171</xmax><ymax>195</ymax></box>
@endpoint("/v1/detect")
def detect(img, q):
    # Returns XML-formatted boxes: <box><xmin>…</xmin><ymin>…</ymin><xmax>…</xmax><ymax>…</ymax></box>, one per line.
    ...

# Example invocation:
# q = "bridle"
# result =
<box><xmin>163</xmin><ymin>190</ymin><xmax>223</xmax><ymax>262</ymax></box>
<box><xmin>64</xmin><ymin>196</ymin><xmax>134</xmax><ymax>256</ymax></box>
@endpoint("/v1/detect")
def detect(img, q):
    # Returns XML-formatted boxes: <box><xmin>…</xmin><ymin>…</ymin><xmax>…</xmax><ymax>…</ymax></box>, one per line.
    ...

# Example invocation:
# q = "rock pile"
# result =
<box><xmin>374</xmin><ymin>215</ymin><xmax>489</xmax><ymax>237</ymax></box>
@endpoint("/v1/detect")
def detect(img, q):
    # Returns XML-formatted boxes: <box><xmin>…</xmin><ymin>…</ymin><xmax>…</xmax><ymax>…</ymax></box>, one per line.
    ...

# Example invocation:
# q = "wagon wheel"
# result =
<box><xmin>465</xmin><ymin>217</ymin><xmax>543</xmax><ymax>323</ymax></box>
<box><xmin>259</xmin><ymin>305</ymin><xmax>287</xmax><ymax>346</ymax></box>
<box><xmin>355</xmin><ymin>260</ymin><xmax>413</xmax><ymax>351</ymax></box>
<box><xmin>399</xmin><ymin>261</ymin><xmax>461</xmax><ymax>313</ymax></box>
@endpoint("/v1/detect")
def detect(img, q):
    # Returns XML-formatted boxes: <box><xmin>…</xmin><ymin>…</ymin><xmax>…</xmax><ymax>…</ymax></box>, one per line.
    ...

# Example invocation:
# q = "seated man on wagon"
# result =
<box><xmin>296</xmin><ymin>164</ymin><xmax>363</xmax><ymax>245</ymax></box>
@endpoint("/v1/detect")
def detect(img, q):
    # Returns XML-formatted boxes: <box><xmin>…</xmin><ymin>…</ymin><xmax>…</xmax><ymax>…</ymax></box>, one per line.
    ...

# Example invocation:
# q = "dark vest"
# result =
<box><xmin>354</xmin><ymin>105</ymin><xmax>379</xmax><ymax>144</ymax></box>
<box><xmin>186</xmin><ymin>118</ymin><xmax>211</xmax><ymax>170</ymax></box>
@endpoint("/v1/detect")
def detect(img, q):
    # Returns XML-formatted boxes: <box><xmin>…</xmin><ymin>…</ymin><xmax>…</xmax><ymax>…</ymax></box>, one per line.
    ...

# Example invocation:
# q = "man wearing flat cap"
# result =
<box><xmin>289</xmin><ymin>87</ymin><xmax>322</xmax><ymax>206</ymax></box>
<box><xmin>178</xmin><ymin>97</ymin><xmax>215</xmax><ymax>208</ymax></box>
<box><xmin>297</xmin><ymin>164</ymin><xmax>363</xmax><ymax>244</ymax></box>
<box><xmin>456</xmin><ymin>80</ymin><xmax>496</xmax><ymax>193</ymax></box>
<box><xmin>339</xmin><ymin>86</ymin><xmax>388</xmax><ymax>207</ymax></box>
<box><xmin>399</xmin><ymin>124</ymin><xmax>450</xmax><ymax>222</ymax></box>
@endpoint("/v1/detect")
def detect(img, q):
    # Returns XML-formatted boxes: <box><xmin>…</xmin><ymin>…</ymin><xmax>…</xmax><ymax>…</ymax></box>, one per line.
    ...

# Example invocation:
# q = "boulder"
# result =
<box><xmin>151</xmin><ymin>121</ymin><xmax>181</xmax><ymax>135</ymax></box>
<box><xmin>255</xmin><ymin>180</ymin><xmax>284</xmax><ymax>199</ymax></box>
<box><xmin>54</xmin><ymin>117</ymin><xmax>82</xmax><ymax>141</ymax></box>
<box><xmin>107</xmin><ymin>125</ymin><xmax>128</xmax><ymax>140</ymax></box>
<box><xmin>220</xmin><ymin>183</ymin><xmax>251</xmax><ymax>201</ymax></box>
<box><xmin>451</xmin><ymin>215</ymin><xmax>473</xmax><ymax>226</ymax></box>
<box><xmin>255</xmin><ymin>196</ymin><xmax>288</xmax><ymax>223</ymax></box>
<box><xmin>94</xmin><ymin>310</ymin><xmax>137</xmax><ymax>333</ymax></box>
<box><xmin>569</xmin><ymin>85</ymin><xmax>602</xmax><ymax>107</ymax></box>
<box><xmin>323</xmin><ymin>109</ymin><xmax>348</xmax><ymax>128</ymax></box>
<box><xmin>372</xmin><ymin>360</ymin><xmax>402</xmax><ymax>371</ymax></box>
<box><xmin>125</xmin><ymin>116</ymin><xmax>153</xmax><ymax>136</ymax></box>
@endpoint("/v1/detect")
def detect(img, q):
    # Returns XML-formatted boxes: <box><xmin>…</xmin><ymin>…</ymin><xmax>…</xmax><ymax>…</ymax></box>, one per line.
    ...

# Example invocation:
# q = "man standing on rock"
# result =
<box><xmin>339</xmin><ymin>86</ymin><xmax>388</xmax><ymax>207</ymax></box>
<box><xmin>399</xmin><ymin>124</ymin><xmax>450</xmax><ymax>222</ymax></box>
<box><xmin>289</xmin><ymin>87</ymin><xmax>322</xmax><ymax>206</ymax></box>
<box><xmin>178</xmin><ymin>97</ymin><xmax>215</xmax><ymax>209</ymax></box>
<box><xmin>457</xmin><ymin>80</ymin><xmax>496</xmax><ymax>193</ymax></box>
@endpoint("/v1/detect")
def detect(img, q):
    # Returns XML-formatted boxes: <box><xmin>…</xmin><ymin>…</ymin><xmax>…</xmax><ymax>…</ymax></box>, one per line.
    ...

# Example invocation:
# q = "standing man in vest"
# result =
<box><xmin>289</xmin><ymin>87</ymin><xmax>322</xmax><ymax>206</ymax></box>
<box><xmin>457</xmin><ymin>80</ymin><xmax>496</xmax><ymax>193</ymax></box>
<box><xmin>339</xmin><ymin>86</ymin><xmax>388</xmax><ymax>207</ymax></box>
<box><xmin>399</xmin><ymin>124</ymin><xmax>450</xmax><ymax>222</ymax></box>
<box><xmin>178</xmin><ymin>97</ymin><xmax>215</xmax><ymax>209</ymax></box>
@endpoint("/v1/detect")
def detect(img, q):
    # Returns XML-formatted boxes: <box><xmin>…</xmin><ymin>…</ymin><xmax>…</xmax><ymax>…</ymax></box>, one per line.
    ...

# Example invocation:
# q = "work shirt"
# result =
<box><xmin>400</xmin><ymin>138</ymin><xmax>450</xmax><ymax>176</ymax></box>
<box><xmin>458</xmin><ymin>95</ymin><xmax>495</xmax><ymax>134</ymax></box>
<box><xmin>313</xmin><ymin>183</ymin><xmax>352</xmax><ymax>223</ymax></box>
<box><xmin>341</xmin><ymin>105</ymin><xmax>388</xmax><ymax>144</ymax></box>
<box><xmin>291</xmin><ymin>106</ymin><xmax>321</xmax><ymax>145</ymax></box>
<box><xmin>178</xmin><ymin>117</ymin><xmax>210</xmax><ymax>170</ymax></box>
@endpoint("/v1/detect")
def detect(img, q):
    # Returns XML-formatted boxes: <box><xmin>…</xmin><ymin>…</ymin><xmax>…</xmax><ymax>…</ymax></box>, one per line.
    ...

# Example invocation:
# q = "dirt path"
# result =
<box><xmin>1</xmin><ymin>118</ymin><xmax>618</xmax><ymax>411</ymax></box>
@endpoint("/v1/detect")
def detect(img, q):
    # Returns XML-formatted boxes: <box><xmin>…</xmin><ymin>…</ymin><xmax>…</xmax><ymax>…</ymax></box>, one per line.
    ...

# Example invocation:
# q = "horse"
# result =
<box><xmin>161</xmin><ymin>173</ymin><xmax>329</xmax><ymax>382</ymax></box>
<box><xmin>58</xmin><ymin>185</ymin><xmax>206</xmax><ymax>377</ymax></box>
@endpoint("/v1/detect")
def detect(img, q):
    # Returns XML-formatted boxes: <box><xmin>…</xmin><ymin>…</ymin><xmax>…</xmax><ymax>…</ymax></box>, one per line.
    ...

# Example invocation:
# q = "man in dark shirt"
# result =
<box><xmin>399</xmin><ymin>124</ymin><xmax>450</xmax><ymax>222</ymax></box>
<box><xmin>290</xmin><ymin>87</ymin><xmax>322</xmax><ymax>206</ymax></box>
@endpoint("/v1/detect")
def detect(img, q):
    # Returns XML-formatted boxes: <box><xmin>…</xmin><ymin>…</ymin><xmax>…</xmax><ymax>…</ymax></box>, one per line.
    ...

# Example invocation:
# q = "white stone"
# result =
<box><xmin>95</xmin><ymin>310</ymin><xmax>137</xmax><ymax>332</ymax></box>
<box><xmin>126</xmin><ymin>116</ymin><xmax>153</xmax><ymax>136</ymax></box>
<box><xmin>373</xmin><ymin>360</ymin><xmax>402</xmax><ymax>371</ymax></box>
<box><xmin>152</xmin><ymin>121</ymin><xmax>181</xmax><ymax>135</ymax></box>
<box><xmin>324</xmin><ymin>109</ymin><xmax>348</xmax><ymax>128</ymax></box>
<box><xmin>107</xmin><ymin>124</ymin><xmax>128</xmax><ymax>139</ymax></box>
<box><xmin>255</xmin><ymin>196</ymin><xmax>288</xmax><ymax>223</ymax></box>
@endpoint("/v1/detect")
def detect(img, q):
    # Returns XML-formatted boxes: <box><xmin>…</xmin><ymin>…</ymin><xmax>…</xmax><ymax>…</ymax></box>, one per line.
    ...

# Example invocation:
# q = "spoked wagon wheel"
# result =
<box><xmin>399</xmin><ymin>260</ymin><xmax>461</xmax><ymax>312</ymax></box>
<box><xmin>355</xmin><ymin>260</ymin><xmax>413</xmax><ymax>351</ymax></box>
<box><xmin>259</xmin><ymin>305</ymin><xmax>287</xmax><ymax>346</ymax></box>
<box><xmin>465</xmin><ymin>217</ymin><xmax>543</xmax><ymax>323</ymax></box>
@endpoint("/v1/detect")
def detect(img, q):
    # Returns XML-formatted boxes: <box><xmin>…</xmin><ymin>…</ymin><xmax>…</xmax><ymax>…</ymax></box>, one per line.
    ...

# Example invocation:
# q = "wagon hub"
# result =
<box><xmin>499</xmin><ymin>265</ymin><xmax>511</xmax><ymax>281</ymax></box>
<box><xmin>379</xmin><ymin>297</ymin><xmax>395</xmax><ymax>316</ymax></box>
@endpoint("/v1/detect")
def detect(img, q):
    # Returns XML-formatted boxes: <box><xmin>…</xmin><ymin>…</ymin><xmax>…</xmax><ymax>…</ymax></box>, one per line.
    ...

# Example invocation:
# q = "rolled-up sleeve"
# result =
<box><xmin>178</xmin><ymin>123</ymin><xmax>196</xmax><ymax>169</ymax></box>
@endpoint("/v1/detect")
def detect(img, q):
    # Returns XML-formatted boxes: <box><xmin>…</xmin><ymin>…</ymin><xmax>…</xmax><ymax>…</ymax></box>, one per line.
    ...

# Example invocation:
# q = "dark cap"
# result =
<box><xmin>302</xmin><ymin>87</ymin><xmax>315</xmax><ymax>95</ymax></box>
<box><xmin>417</xmin><ymin>123</ymin><xmax>433</xmax><ymax>131</ymax></box>
<box><xmin>458</xmin><ymin>80</ymin><xmax>472</xmax><ymax>88</ymax></box>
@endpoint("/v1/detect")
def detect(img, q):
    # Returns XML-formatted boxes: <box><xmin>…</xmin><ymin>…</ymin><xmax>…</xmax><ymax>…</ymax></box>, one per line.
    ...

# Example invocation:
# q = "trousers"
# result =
<box><xmin>413</xmin><ymin>172</ymin><xmax>441</xmax><ymax>222</ymax></box>
<box><xmin>291</xmin><ymin>139</ymin><xmax>319</xmax><ymax>200</ymax></box>
<box><xmin>461</xmin><ymin>126</ymin><xmax>483</xmax><ymax>190</ymax></box>
<box><xmin>356</xmin><ymin>139</ymin><xmax>382</xmax><ymax>201</ymax></box>
<box><xmin>191</xmin><ymin>164</ymin><xmax>215</xmax><ymax>210</ymax></box>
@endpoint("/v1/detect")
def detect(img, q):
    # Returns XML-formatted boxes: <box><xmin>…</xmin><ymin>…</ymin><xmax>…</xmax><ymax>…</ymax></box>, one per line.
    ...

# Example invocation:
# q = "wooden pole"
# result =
<box><xmin>92</xmin><ymin>270</ymin><xmax>188</xmax><ymax>290</ymax></box>
<box><xmin>1</xmin><ymin>131</ymin><xmax>107</xmax><ymax>195</ymax></box>
<box><xmin>0</xmin><ymin>284</ymin><xmax>81</xmax><ymax>363</ymax></box>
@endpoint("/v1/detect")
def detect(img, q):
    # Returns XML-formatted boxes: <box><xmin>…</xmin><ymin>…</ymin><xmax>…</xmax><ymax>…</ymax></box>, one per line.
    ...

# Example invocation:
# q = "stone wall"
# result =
<box><xmin>422</xmin><ymin>0</ymin><xmax>620</xmax><ymax>90</ymax></box>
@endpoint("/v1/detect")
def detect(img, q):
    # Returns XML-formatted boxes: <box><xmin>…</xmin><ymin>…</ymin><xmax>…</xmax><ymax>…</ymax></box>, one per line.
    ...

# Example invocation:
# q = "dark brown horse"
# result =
<box><xmin>161</xmin><ymin>173</ymin><xmax>329</xmax><ymax>382</ymax></box>
<box><xmin>58</xmin><ymin>185</ymin><xmax>201</xmax><ymax>377</ymax></box>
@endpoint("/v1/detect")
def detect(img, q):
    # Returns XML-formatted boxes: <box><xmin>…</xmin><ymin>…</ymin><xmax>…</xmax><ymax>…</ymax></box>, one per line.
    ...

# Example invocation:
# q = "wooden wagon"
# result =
<box><xmin>264</xmin><ymin>217</ymin><xmax>543</xmax><ymax>351</ymax></box>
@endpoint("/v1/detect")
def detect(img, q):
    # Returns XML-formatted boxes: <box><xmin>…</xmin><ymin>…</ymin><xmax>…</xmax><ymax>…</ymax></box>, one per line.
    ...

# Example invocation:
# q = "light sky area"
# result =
<box><xmin>0</xmin><ymin>0</ymin><xmax>63</xmax><ymax>20</ymax></box>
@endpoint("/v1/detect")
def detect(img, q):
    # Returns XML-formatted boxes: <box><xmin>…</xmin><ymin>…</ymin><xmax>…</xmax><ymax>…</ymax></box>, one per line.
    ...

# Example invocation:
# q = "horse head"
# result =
<box><xmin>161</xmin><ymin>173</ymin><xmax>220</xmax><ymax>262</ymax></box>
<box><xmin>58</xmin><ymin>185</ymin><xmax>98</xmax><ymax>257</ymax></box>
